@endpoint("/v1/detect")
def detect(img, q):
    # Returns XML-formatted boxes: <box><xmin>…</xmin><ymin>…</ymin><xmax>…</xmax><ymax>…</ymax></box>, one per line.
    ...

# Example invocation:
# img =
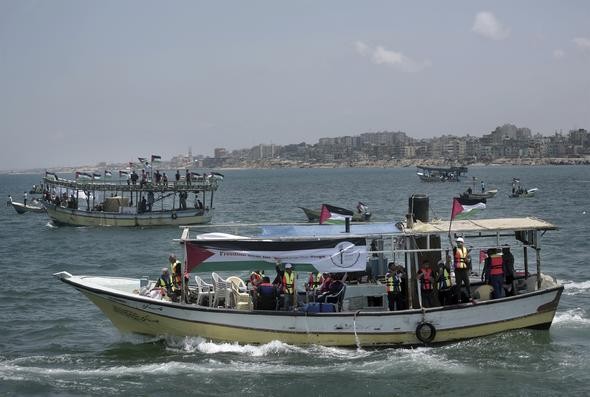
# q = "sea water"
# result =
<box><xmin>0</xmin><ymin>166</ymin><xmax>589</xmax><ymax>396</ymax></box>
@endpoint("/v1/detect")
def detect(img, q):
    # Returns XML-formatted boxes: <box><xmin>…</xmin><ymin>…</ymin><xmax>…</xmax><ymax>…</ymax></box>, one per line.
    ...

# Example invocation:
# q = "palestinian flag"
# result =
<box><xmin>92</xmin><ymin>172</ymin><xmax>102</xmax><ymax>180</ymax></box>
<box><xmin>119</xmin><ymin>170</ymin><xmax>129</xmax><ymax>177</ymax></box>
<box><xmin>75</xmin><ymin>172</ymin><xmax>92</xmax><ymax>180</ymax></box>
<box><xmin>151</xmin><ymin>154</ymin><xmax>161</xmax><ymax>162</ymax></box>
<box><xmin>451</xmin><ymin>197</ymin><xmax>486</xmax><ymax>220</ymax></box>
<box><xmin>104</xmin><ymin>170</ymin><xmax>112</xmax><ymax>178</ymax></box>
<box><xmin>319</xmin><ymin>204</ymin><xmax>354</xmax><ymax>225</ymax></box>
<box><xmin>138</xmin><ymin>157</ymin><xmax>148</xmax><ymax>164</ymax></box>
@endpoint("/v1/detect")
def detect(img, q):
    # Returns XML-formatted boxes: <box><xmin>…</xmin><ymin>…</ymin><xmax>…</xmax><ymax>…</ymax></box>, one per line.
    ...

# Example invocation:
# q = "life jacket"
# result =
<box><xmin>454</xmin><ymin>246</ymin><xmax>469</xmax><ymax>269</ymax></box>
<box><xmin>490</xmin><ymin>253</ymin><xmax>504</xmax><ymax>276</ymax></box>
<box><xmin>419</xmin><ymin>268</ymin><xmax>434</xmax><ymax>291</ymax></box>
<box><xmin>283</xmin><ymin>271</ymin><xmax>296</xmax><ymax>294</ymax></box>
<box><xmin>250</xmin><ymin>271</ymin><xmax>262</xmax><ymax>286</ymax></box>
<box><xmin>438</xmin><ymin>267</ymin><xmax>452</xmax><ymax>289</ymax></box>
<box><xmin>308</xmin><ymin>273</ymin><xmax>323</xmax><ymax>289</ymax></box>
<box><xmin>386</xmin><ymin>274</ymin><xmax>402</xmax><ymax>293</ymax></box>
<box><xmin>157</xmin><ymin>274</ymin><xmax>175</xmax><ymax>291</ymax></box>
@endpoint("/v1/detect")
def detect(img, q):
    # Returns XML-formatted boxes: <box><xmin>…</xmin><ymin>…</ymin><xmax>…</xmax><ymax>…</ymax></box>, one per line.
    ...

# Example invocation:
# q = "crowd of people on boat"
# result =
<box><xmin>145</xmin><ymin>235</ymin><xmax>518</xmax><ymax>311</ymax></box>
<box><xmin>384</xmin><ymin>236</ymin><xmax>518</xmax><ymax>311</ymax></box>
<box><xmin>244</xmin><ymin>264</ymin><xmax>345</xmax><ymax>311</ymax></box>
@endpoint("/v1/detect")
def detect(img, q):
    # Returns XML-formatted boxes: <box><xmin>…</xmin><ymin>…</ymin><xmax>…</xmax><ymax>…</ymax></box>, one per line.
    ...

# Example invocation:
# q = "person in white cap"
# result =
<box><xmin>453</xmin><ymin>237</ymin><xmax>472</xmax><ymax>303</ymax></box>
<box><xmin>282</xmin><ymin>263</ymin><xmax>297</xmax><ymax>310</ymax></box>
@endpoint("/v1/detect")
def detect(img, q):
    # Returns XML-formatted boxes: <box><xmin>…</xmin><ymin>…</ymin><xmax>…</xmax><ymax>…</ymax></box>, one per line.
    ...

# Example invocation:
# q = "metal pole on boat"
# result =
<box><xmin>345</xmin><ymin>217</ymin><xmax>350</xmax><ymax>233</ymax></box>
<box><xmin>523</xmin><ymin>246</ymin><xmax>529</xmax><ymax>280</ymax></box>
<box><xmin>535</xmin><ymin>231</ymin><xmax>542</xmax><ymax>290</ymax></box>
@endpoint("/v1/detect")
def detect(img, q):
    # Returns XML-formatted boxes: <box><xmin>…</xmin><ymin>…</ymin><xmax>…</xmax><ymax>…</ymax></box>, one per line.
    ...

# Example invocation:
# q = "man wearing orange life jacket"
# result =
<box><xmin>417</xmin><ymin>260</ymin><xmax>437</xmax><ymax>307</ymax></box>
<box><xmin>483</xmin><ymin>248</ymin><xmax>506</xmax><ymax>299</ymax></box>
<box><xmin>453</xmin><ymin>237</ymin><xmax>472</xmax><ymax>303</ymax></box>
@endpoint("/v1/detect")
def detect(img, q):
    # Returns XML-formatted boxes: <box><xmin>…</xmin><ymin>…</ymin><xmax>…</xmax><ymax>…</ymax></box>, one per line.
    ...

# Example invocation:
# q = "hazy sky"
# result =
<box><xmin>1</xmin><ymin>1</ymin><xmax>589</xmax><ymax>170</ymax></box>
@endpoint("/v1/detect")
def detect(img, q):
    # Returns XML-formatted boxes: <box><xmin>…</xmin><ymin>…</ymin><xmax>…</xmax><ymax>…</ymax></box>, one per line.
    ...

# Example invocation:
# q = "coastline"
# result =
<box><xmin>1</xmin><ymin>157</ymin><xmax>589</xmax><ymax>175</ymax></box>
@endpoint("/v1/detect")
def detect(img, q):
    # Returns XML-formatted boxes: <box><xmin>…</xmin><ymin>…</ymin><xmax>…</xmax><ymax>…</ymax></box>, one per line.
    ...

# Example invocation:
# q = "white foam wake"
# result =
<box><xmin>560</xmin><ymin>279</ymin><xmax>590</xmax><ymax>296</ymax></box>
<box><xmin>553</xmin><ymin>308</ymin><xmax>590</xmax><ymax>327</ymax></box>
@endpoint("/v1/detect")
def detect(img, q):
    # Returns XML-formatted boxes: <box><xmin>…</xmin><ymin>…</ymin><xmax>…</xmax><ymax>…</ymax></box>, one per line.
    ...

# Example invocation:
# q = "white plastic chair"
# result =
<box><xmin>194</xmin><ymin>275</ymin><xmax>214</xmax><ymax>306</ymax></box>
<box><xmin>227</xmin><ymin>276</ymin><xmax>252</xmax><ymax>310</ymax></box>
<box><xmin>211</xmin><ymin>272</ymin><xmax>231</xmax><ymax>308</ymax></box>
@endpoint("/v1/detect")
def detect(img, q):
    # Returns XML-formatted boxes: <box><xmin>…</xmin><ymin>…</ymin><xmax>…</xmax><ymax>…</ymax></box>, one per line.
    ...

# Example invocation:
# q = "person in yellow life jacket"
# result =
<box><xmin>482</xmin><ymin>248</ymin><xmax>505</xmax><ymax>299</ymax></box>
<box><xmin>153</xmin><ymin>267</ymin><xmax>179</xmax><ymax>301</ymax></box>
<box><xmin>437</xmin><ymin>258</ymin><xmax>453</xmax><ymax>306</ymax></box>
<box><xmin>306</xmin><ymin>271</ymin><xmax>324</xmax><ymax>291</ymax></box>
<box><xmin>282</xmin><ymin>263</ymin><xmax>297</xmax><ymax>310</ymax></box>
<box><xmin>417</xmin><ymin>260</ymin><xmax>437</xmax><ymax>307</ymax></box>
<box><xmin>453</xmin><ymin>237</ymin><xmax>472</xmax><ymax>303</ymax></box>
<box><xmin>385</xmin><ymin>266</ymin><xmax>405</xmax><ymax>311</ymax></box>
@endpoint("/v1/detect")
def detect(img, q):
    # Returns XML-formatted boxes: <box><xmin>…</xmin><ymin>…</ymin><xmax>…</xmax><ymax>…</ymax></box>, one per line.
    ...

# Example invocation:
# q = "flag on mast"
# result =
<box><xmin>451</xmin><ymin>197</ymin><xmax>486</xmax><ymax>220</ymax></box>
<box><xmin>151</xmin><ymin>155</ymin><xmax>161</xmax><ymax>162</ymax></box>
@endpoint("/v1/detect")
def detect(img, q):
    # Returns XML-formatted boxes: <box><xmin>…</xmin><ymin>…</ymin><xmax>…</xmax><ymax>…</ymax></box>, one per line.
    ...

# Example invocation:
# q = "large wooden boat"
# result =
<box><xmin>416</xmin><ymin>166</ymin><xmax>468</xmax><ymax>182</ymax></box>
<box><xmin>42</xmin><ymin>171</ymin><xmax>222</xmax><ymax>227</ymax></box>
<box><xmin>55</xmin><ymin>196</ymin><xmax>562</xmax><ymax>347</ymax></box>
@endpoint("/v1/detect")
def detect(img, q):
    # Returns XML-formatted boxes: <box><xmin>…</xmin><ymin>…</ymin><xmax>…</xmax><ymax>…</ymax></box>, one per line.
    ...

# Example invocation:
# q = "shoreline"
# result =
<box><xmin>1</xmin><ymin>157</ymin><xmax>589</xmax><ymax>175</ymax></box>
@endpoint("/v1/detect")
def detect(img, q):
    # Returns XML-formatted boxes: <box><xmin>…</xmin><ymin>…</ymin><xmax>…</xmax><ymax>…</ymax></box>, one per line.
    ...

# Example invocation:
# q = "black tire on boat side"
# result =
<box><xmin>415</xmin><ymin>322</ymin><xmax>436</xmax><ymax>344</ymax></box>
<box><xmin>171</xmin><ymin>212</ymin><xmax>177</xmax><ymax>219</ymax></box>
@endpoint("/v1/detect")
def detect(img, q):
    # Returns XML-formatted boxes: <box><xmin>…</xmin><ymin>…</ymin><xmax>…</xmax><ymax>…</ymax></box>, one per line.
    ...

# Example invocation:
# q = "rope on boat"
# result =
<box><xmin>353</xmin><ymin>310</ymin><xmax>361</xmax><ymax>350</ymax></box>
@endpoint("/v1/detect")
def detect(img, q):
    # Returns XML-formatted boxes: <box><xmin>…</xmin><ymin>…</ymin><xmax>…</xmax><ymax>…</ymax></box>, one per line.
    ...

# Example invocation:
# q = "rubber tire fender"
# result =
<box><xmin>171</xmin><ymin>212</ymin><xmax>178</xmax><ymax>219</ymax></box>
<box><xmin>415</xmin><ymin>322</ymin><xmax>436</xmax><ymax>344</ymax></box>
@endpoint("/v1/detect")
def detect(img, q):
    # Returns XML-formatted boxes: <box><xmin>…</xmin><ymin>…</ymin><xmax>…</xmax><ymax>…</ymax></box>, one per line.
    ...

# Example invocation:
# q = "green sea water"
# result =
<box><xmin>0</xmin><ymin>166</ymin><xmax>589</xmax><ymax>396</ymax></box>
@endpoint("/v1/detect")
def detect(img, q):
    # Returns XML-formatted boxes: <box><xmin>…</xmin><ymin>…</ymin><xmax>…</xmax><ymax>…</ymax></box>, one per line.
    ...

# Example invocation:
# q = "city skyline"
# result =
<box><xmin>1</xmin><ymin>1</ymin><xmax>589</xmax><ymax>170</ymax></box>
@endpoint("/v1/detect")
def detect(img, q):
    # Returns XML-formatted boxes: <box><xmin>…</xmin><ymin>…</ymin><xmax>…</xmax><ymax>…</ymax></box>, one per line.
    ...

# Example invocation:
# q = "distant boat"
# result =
<box><xmin>416</xmin><ymin>166</ymin><xmax>468</xmax><ymax>182</ymax></box>
<box><xmin>41</xmin><ymin>170</ymin><xmax>222</xmax><ymax>227</ymax></box>
<box><xmin>460</xmin><ymin>189</ymin><xmax>498</xmax><ymax>200</ymax></box>
<box><xmin>10</xmin><ymin>200</ymin><xmax>46</xmax><ymax>214</ymax></box>
<box><xmin>298</xmin><ymin>206</ymin><xmax>372</xmax><ymax>223</ymax></box>
<box><xmin>510</xmin><ymin>188</ymin><xmax>538</xmax><ymax>198</ymax></box>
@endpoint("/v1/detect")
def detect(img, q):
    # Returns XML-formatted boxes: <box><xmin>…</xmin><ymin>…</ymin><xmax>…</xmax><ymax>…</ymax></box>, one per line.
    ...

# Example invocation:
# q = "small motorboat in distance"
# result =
<box><xmin>510</xmin><ymin>188</ymin><xmax>538</xmax><ymax>198</ymax></box>
<box><xmin>10</xmin><ymin>199</ymin><xmax>46</xmax><ymax>214</ymax></box>
<box><xmin>460</xmin><ymin>188</ymin><xmax>498</xmax><ymax>200</ymax></box>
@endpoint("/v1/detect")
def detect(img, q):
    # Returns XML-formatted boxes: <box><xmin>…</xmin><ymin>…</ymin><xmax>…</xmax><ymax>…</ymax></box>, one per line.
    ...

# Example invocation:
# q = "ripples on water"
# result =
<box><xmin>1</xmin><ymin>167</ymin><xmax>590</xmax><ymax>396</ymax></box>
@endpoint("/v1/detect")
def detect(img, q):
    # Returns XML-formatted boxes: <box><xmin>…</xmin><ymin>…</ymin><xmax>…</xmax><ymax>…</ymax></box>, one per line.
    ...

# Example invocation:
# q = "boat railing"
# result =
<box><xmin>43</xmin><ymin>176</ymin><xmax>220</xmax><ymax>192</ymax></box>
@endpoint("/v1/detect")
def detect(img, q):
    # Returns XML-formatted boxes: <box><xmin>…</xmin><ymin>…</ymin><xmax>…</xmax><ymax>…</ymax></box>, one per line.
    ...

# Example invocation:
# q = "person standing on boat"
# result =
<box><xmin>385</xmin><ymin>266</ymin><xmax>404</xmax><ymax>311</ymax></box>
<box><xmin>480</xmin><ymin>180</ymin><xmax>485</xmax><ymax>193</ymax></box>
<box><xmin>7</xmin><ymin>195</ymin><xmax>12</xmax><ymax>207</ymax></box>
<box><xmin>417</xmin><ymin>260</ymin><xmax>437</xmax><ymax>308</ymax></box>
<box><xmin>175</xmin><ymin>170</ymin><xmax>180</xmax><ymax>186</ymax></box>
<box><xmin>23</xmin><ymin>192</ymin><xmax>28</xmax><ymax>207</ymax></box>
<box><xmin>453</xmin><ymin>237</ymin><xmax>472</xmax><ymax>303</ymax></box>
<box><xmin>282</xmin><ymin>263</ymin><xmax>297</xmax><ymax>310</ymax></box>
<box><xmin>437</xmin><ymin>256</ymin><xmax>453</xmax><ymax>306</ymax></box>
<box><xmin>502</xmin><ymin>246</ymin><xmax>516</xmax><ymax>296</ymax></box>
<box><xmin>185</xmin><ymin>169</ymin><xmax>191</xmax><ymax>186</ymax></box>
<box><xmin>482</xmin><ymin>248</ymin><xmax>506</xmax><ymax>299</ymax></box>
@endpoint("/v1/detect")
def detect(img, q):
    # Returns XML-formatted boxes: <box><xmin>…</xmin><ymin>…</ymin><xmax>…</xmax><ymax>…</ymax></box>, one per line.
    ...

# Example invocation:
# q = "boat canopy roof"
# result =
<box><xmin>181</xmin><ymin>217</ymin><xmax>556</xmax><ymax>242</ymax></box>
<box><xmin>405</xmin><ymin>217</ymin><xmax>557</xmax><ymax>235</ymax></box>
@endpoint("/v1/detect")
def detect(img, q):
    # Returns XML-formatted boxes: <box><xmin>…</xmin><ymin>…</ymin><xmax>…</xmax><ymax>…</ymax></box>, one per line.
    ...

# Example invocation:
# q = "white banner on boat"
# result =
<box><xmin>185</xmin><ymin>238</ymin><xmax>368</xmax><ymax>273</ymax></box>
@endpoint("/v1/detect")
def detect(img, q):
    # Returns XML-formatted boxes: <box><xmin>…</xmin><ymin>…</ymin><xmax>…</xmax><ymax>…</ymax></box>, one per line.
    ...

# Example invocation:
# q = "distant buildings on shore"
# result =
<box><xmin>10</xmin><ymin>123</ymin><xmax>588</xmax><ymax>174</ymax></box>
<box><xmin>200</xmin><ymin>124</ymin><xmax>590</xmax><ymax>168</ymax></box>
